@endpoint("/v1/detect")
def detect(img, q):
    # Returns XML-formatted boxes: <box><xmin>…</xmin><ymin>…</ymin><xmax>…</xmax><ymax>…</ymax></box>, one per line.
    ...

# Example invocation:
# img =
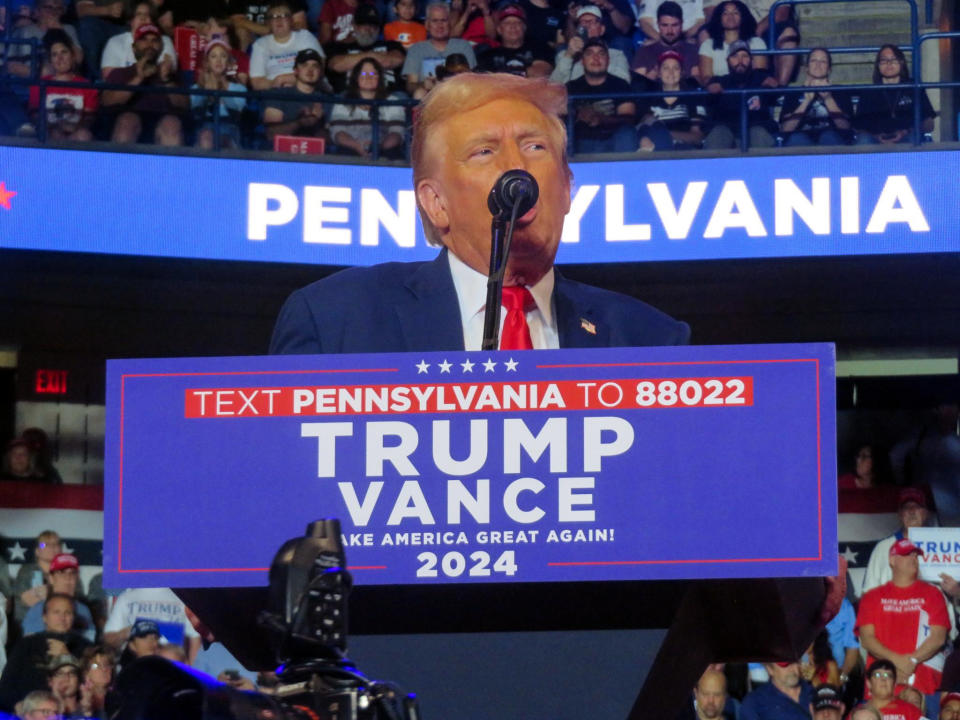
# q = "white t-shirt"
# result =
<box><xmin>698</xmin><ymin>35</ymin><xmax>766</xmax><ymax>76</ymax></box>
<box><xmin>250</xmin><ymin>30</ymin><xmax>324</xmax><ymax>81</ymax></box>
<box><xmin>100</xmin><ymin>31</ymin><xmax>178</xmax><ymax>70</ymax></box>
<box><xmin>104</xmin><ymin>588</ymin><xmax>199</xmax><ymax>645</ymax></box>
<box><xmin>639</xmin><ymin>0</ymin><xmax>706</xmax><ymax>32</ymax></box>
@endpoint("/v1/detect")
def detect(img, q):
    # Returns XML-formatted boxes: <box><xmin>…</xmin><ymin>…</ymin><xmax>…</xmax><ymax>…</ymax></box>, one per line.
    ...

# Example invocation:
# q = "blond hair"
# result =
<box><xmin>412</xmin><ymin>72</ymin><xmax>570</xmax><ymax>246</ymax></box>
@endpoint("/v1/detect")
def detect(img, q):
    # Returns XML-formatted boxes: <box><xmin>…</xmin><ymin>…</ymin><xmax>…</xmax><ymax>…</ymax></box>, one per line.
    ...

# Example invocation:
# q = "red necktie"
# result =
<box><xmin>500</xmin><ymin>286</ymin><xmax>535</xmax><ymax>350</ymax></box>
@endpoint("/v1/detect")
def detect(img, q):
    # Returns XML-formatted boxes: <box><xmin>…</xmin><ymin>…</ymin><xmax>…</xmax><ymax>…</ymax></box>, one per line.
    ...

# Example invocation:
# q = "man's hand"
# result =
<box><xmin>47</xmin><ymin>638</ymin><xmax>69</xmax><ymax>657</ymax></box>
<box><xmin>136</xmin><ymin>55</ymin><xmax>157</xmax><ymax>81</ymax></box>
<box><xmin>272</xmin><ymin>73</ymin><xmax>296</xmax><ymax>88</ymax></box>
<box><xmin>706</xmin><ymin>81</ymin><xmax>722</xmax><ymax>94</ymax></box>
<box><xmin>565</xmin><ymin>35</ymin><xmax>584</xmax><ymax>58</ymax></box>
<box><xmin>298</xmin><ymin>104</ymin><xmax>323</xmax><ymax>127</ymax></box>
<box><xmin>940</xmin><ymin>573</ymin><xmax>960</xmax><ymax>598</ymax></box>
<box><xmin>217</xmin><ymin>672</ymin><xmax>256</xmax><ymax>690</ymax></box>
<box><xmin>576</xmin><ymin>105</ymin><xmax>601</xmax><ymax>126</ymax></box>
<box><xmin>878</xmin><ymin>129</ymin><xmax>908</xmax><ymax>144</ymax></box>
<box><xmin>159</xmin><ymin>55</ymin><xmax>174</xmax><ymax>82</ymax></box>
<box><xmin>761</xmin><ymin>75</ymin><xmax>779</xmax><ymax>89</ymax></box>
<box><xmin>892</xmin><ymin>652</ymin><xmax>917</xmax><ymax>682</ymax></box>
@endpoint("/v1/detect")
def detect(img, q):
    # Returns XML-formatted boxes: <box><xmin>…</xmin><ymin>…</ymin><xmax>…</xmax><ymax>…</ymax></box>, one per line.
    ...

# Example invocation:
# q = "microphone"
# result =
<box><xmin>487</xmin><ymin>169</ymin><xmax>539</xmax><ymax>219</ymax></box>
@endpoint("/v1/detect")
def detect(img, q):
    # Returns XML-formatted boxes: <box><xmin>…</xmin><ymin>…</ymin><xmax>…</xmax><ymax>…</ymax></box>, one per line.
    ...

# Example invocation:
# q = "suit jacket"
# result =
<box><xmin>270</xmin><ymin>249</ymin><xmax>690</xmax><ymax>354</ymax></box>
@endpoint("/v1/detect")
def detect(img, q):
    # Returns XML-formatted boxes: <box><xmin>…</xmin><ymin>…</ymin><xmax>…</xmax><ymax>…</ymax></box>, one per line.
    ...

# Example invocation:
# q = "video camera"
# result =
<box><xmin>111</xmin><ymin>519</ymin><xmax>420</xmax><ymax>720</ymax></box>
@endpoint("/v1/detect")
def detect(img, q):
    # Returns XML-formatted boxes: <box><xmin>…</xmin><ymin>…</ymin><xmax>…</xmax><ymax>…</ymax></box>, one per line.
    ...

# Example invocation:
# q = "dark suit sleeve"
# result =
<box><xmin>673</xmin><ymin>319</ymin><xmax>692</xmax><ymax>346</ymax></box>
<box><xmin>269</xmin><ymin>289</ymin><xmax>324</xmax><ymax>355</ymax></box>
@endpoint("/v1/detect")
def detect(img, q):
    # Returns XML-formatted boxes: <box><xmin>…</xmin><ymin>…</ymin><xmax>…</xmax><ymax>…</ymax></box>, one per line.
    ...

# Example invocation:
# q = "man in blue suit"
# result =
<box><xmin>270</xmin><ymin>72</ymin><xmax>688</xmax><ymax>354</ymax></box>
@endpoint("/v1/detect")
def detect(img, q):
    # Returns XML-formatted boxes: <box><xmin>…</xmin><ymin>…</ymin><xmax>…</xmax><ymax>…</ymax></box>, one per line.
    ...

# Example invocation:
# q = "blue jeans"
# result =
<box><xmin>855</xmin><ymin>130</ymin><xmax>913</xmax><ymax>145</ymax></box>
<box><xmin>0</xmin><ymin>82</ymin><xmax>29</xmax><ymax>136</ymax></box>
<box><xmin>637</xmin><ymin>122</ymin><xmax>675</xmax><ymax>151</ymax></box>
<box><xmin>575</xmin><ymin>125</ymin><xmax>637</xmax><ymax>154</ymax></box>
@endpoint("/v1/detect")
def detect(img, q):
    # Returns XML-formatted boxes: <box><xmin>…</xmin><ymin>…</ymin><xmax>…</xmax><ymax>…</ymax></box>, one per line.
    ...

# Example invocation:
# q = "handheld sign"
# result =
<box><xmin>910</xmin><ymin>527</ymin><xmax>960</xmax><ymax>583</ymax></box>
<box><xmin>104</xmin><ymin>343</ymin><xmax>837</xmax><ymax>589</ymax></box>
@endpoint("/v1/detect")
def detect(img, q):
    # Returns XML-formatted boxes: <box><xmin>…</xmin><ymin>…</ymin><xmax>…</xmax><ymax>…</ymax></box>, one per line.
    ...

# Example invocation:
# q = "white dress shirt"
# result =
<box><xmin>447</xmin><ymin>251</ymin><xmax>560</xmax><ymax>351</ymax></box>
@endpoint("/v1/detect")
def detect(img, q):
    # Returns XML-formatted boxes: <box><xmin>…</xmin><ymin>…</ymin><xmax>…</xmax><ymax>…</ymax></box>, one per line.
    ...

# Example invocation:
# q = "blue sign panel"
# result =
<box><xmin>104</xmin><ymin>344</ymin><xmax>837</xmax><ymax>589</ymax></box>
<box><xmin>0</xmin><ymin>145</ymin><xmax>954</xmax><ymax>265</ymax></box>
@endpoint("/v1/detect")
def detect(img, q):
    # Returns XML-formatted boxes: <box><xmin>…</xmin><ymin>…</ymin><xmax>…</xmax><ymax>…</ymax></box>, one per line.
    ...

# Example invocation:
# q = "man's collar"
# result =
<box><xmin>447</xmin><ymin>250</ymin><xmax>555</xmax><ymax>326</ymax></box>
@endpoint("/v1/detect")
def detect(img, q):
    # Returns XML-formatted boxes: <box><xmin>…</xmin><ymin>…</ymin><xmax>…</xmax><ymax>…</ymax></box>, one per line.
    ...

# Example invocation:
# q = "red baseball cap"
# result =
<box><xmin>50</xmin><ymin>553</ymin><xmax>78</xmax><ymax>572</ymax></box>
<box><xmin>889</xmin><ymin>538</ymin><xmax>924</xmax><ymax>558</ymax></box>
<box><xmin>498</xmin><ymin>4</ymin><xmax>526</xmax><ymax>22</ymax></box>
<box><xmin>134</xmin><ymin>23</ymin><xmax>161</xmax><ymax>41</ymax></box>
<box><xmin>943</xmin><ymin>692</ymin><xmax>960</xmax><ymax>704</ymax></box>
<box><xmin>898</xmin><ymin>487</ymin><xmax>927</xmax><ymax>508</ymax></box>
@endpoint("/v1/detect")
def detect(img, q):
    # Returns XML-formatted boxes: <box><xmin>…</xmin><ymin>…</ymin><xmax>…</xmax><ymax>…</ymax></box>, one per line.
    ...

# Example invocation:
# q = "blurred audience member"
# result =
<box><xmin>46</xmin><ymin>654</ymin><xmax>81</xmax><ymax>718</ymax></box>
<box><xmin>117</xmin><ymin>620</ymin><xmax>160</xmax><ymax>671</ymax></box>
<box><xmin>698</xmin><ymin>0</ymin><xmax>766</xmax><ymax>80</ymax></box>
<box><xmin>840</xmin><ymin>443</ymin><xmax>879</xmax><ymax>490</ymax></box>
<box><xmin>326</xmin><ymin>5</ymin><xmax>406</xmax><ymax>94</ymax></box>
<box><xmin>636</xmin><ymin>49</ymin><xmax>705</xmax><ymax>150</ymax></box>
<box><xmin>74</xmin><ymin>0</ymin><xmax>127</xmax><ymax>80</ymax></box>
<box><xmin>862</xmin><ymin>659</ymin><xmax>921</xmax><ymax>720</ymax></box>
<box><xmin>250</xmin><ymin>0</ymin><xmax>324</xmax><ymax>91</ymax></box>
<box><xmin>851</xmin><ymin>705</ymin><xmax>884</xmax><ymax>720</ymax></box>
<box><xmin>551</xmin><ymin>5</ymin><xmax>630</xmax><ymax>84</ymax></box>
<box><xmin>78</xmin><ymin>646</ymin><xmax>116</xmax><ymax>719</ymax></box>
<box><xmin>702</xmin><ymin>40</ymin><xmax>777</xmax><ymax>149</ymax></box>
<box><xmin>740</xmin><ymin>660</ymin><xmax>814</xmax><ymax>719</ymax></box>
<box><xmin>191</xmin><ymin>38</ymin><xmax>247</xmax><ymax>149</ymax></box>
<box><xmin>862</xmin><ymin>488</ymin><xmax>930</xmax><ymax>596</ymax></box>
<box><xmin>318</xmin><ymin>0</ymin><xmax>367</xmax><ymax>44</ymax></box>
<box><xmin>941</xmin><ymin>693</ymin><xmax>960</xmax><ymax>720</ymax></box>
<box><xmin>15</xmin><ymin>690</ymin><xmax>60</xmax><ymax>720</ymax></box>
<box><xmin>676</xmin><ymin>667</ymin><xmax>735</xmax><ymax>719</ymax></box>
<box><xmin>801</xmin><ymin>630</ymin><xmax>841</xmax><ymax>687</ymax></box>
<box><xmin>186</xmin><ymin>606</ymin><xmax>258</xmax><ymax>688</ymax></box>
<box><xmin>857</xmin><ymin>540</ymin><xmax>949</xmax><ymax>695</ymax></box>
<box><xmin>7</xmin><ymin>0</ymin><xmax>82</xmax><ymax>78</ymax></box>
<box><xmin>639</xmin><ymin>0</ymin><xmax>706</xmax><ymax>46</ymax></box>
<box><xmin>779</xmin><ymin>47</ymin><xmax>852</xmax><ymax>147</ymax></box>
<box><xmin>263</xmin><ymin>48</ymin><xmax>331</xmax><ymax>142</ymax></box>
<box><xmin>449</xmin><ymin>0</ymin><xmax>496</xmax><ymax>46</ymax></box>
<box><xmin>476</xmin><ymin>4</ymin><xmax>553</xmax><ymax>77</ymax></box>
<box><xmin>566</xmin><ymin>39</ymin><xmax>636</xmax><ymax>154</ymax></box>
<box><xmin>330</xmin><ymin>58</ymin><xmax>405</xmax><ymax>158</ymax></box>
<box><xmin>26</xmin><ymin>31</ymin><xmax>97</xmax><ymax>142</ymax></box>
<box><xmin>229</xmin><ymin>0</ymin><xmax>308</xmax><ymax>51</ymax></box>
<box><xmin>100</xmin><ymin>2</ymin><xmax>177</xmax><ymax>79</ymax></box>
<box><xmin>200</xmin><ymin>17</ymin><xmax>250</xmax><ymax>87</ymax></box>
<box><xmin>564</xmin><ymin>0</ymin><xmax>636</xmax><ymax>47</ymax></box>
<box><xmin>633</xmin><ymin>2</ymin><xmax>701</xmax><ymax>83</ymax></box>
<box><xmin>384</xmin><ymin>0</ymin><xmax>426</xmax><ymax>49</ymax></box>
<box><xmin>824</xmin><ymin>596</ymin><xmax>861</xmax><ymax>696</ymax></box>
<box><xmin>401</xmin><ymin>2</ymin><xmax>476</xmax><ymax>97</ymax></box>
<box><xmin>854</xmin><ymin>44</ymin><xmax>935</xmax><ymax>145</ymax></box>
<box><xmin>22</xmin><ymin>554</ymin><xmax>95</xmax><ymax>643</ymax></box>
<box><xmin>890</xmin><ymin>402</ymin><xmax>960</xmax><ymax>525</ymax></box>
<box><xmin>103</xmin><ymin>588</ymin><xmax>200</xmax><ymax>663</ymax></box>
<box><xmin>515</xmin><ymin>0</ymin><xmax>564</xmax><ymax>49</ymax></box>
<box><xmin>898</xmin><ymin>686</ymin><xmax>929</xmax><ymax>719</ymax></box>
<box><xmin>743</xmin><ymin>0</ymin><xmax>798</xmax><ymax>85</ymax></box>
<box><xmin>1</xmin><ymin>438</ymin><xmax>40</xmax><ymax>482</ymax></box>
<box><xmin>13</xmin><ymin>531</ymin><xmax>61</xmax><ymax>623</ymax></box>
<box><xmin>20</xmin><ymin>429</ymin><xmax>63</xmax><ymax>485</ymax></box>
<box><xmin>0</xmin><ymin>594</ymin><xmax>92</xmax><ymax>711</ymax></box>
<box><xmin>812</xmin><ymin>684</ymin><xmax>846</xmax><ymax>720</ymax></box>
<box><xmin>411</xmin><ymin>52</ymin><xmax>470</xmax><ymax>99</ymax></box>
<box><xmin>102</xmin><ymin>23</ymin><xmax>188</xmax><ymax>145</ymax></box>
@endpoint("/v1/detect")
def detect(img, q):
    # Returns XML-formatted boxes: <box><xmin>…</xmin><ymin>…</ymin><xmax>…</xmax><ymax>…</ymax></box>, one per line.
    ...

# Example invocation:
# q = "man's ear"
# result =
<box><xmin>416</xmin><ymin>178</ymin><xmax>449</xmax><ymax>233</ymax></box>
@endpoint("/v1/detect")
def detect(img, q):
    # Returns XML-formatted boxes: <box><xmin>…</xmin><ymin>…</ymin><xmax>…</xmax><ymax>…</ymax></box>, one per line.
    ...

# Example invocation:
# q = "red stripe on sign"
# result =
<box><xmin>183</xmin><ymin>377</ymin><xmax>754</xmax><ymax>418</ymax></box>
<box><xmin>0</xmin><ymin>481</ymin><xmax>103</xmax><ymax>510</ymax></box>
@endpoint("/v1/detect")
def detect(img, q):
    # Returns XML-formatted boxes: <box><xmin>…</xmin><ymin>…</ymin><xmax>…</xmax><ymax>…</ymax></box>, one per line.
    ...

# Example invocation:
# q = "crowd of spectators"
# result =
<box><xmin>0</xmin><ymin>0</ymin><xmax>938</xmax><ymax>153</ymax></box>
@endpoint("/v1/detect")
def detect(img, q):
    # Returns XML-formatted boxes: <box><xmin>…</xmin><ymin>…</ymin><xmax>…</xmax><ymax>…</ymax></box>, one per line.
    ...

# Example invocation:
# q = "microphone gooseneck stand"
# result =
<box><xmin>481</xmin><ymin>170</ymin><xmax>539</xmax><ymax>351</ymax></box>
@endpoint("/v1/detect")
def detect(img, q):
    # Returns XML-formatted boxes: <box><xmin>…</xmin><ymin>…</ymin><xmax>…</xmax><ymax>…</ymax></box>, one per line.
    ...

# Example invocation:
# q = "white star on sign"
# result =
<box><xmin>61</xmin><ymin>542</ymin><xmax>74</xmax><ymax>554</ymax></box>
<box><xmin>504</xmin><ymin>358</ymin><xmax>519</xmax><ymax>372</ymax></box>
<box><xmin>416</xmin><ymin>360</ymin><xmax>430</xmax><ymax>374</ymax></box>
<box><xmin>841</xmin><ymin>546</ymin><xmax>859</xmax><ymax>565</ymax></box>
<box><xmin>8</xmin><ymin>541</ymin><xmax>26</xmax><ymax>561</ymax></box>
<box><xmin>483</xmin><ymin>358</ymin><xmax>497</xmax><ymax>372</ymax></box>
<box><xmin>461</xmin><ymin>359</ymin><xmax>475</xmax><ymax>373</ymax></box>
<box><xmin>438</xmin><ymin>360</ymin><xmax>452</xmax><ymax>374</ymax></box>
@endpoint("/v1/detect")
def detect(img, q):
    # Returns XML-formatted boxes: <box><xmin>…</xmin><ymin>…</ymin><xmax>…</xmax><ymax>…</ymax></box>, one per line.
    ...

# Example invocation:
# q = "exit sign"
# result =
<box><xmin>35</xmin><ymin>369</ymin><xmax>68</xmax><ymax>395</ymax></box>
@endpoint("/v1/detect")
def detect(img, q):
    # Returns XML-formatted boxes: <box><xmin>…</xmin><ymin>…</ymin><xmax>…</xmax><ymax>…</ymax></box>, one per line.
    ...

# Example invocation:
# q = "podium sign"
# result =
<box><xmin>104</xmin><ymin>344</ymin><xmax>837</xmax><ymax>589</ymax></box>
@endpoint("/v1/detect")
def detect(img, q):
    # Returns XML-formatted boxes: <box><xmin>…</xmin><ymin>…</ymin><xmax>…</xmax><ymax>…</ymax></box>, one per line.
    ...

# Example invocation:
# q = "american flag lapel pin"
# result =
<box><xmin>580</xmin><ymin>318</ymin><xmax>597</xmax><ymax>335</ymax></box>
